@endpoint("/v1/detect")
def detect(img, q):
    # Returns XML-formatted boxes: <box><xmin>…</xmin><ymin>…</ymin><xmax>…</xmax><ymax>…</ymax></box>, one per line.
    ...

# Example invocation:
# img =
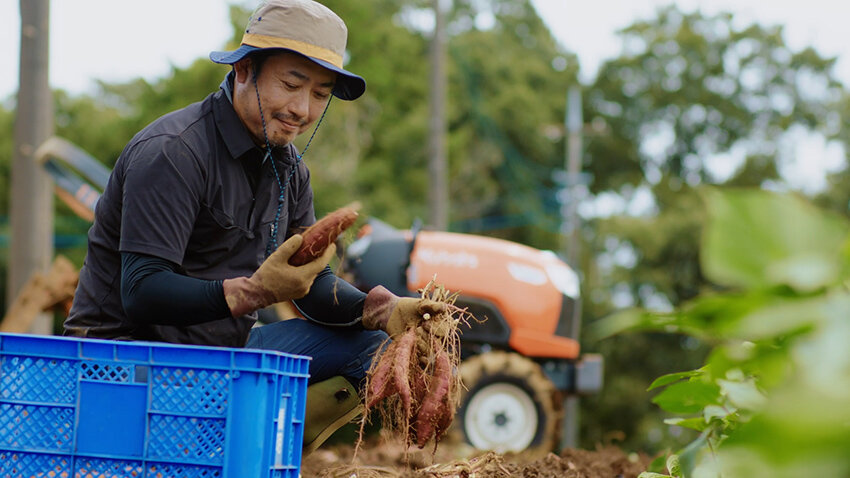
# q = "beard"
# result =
<box><xmin>264</xmin><ymin>112</ymin><xmax>306</xmax><ymax>147</ymax></box>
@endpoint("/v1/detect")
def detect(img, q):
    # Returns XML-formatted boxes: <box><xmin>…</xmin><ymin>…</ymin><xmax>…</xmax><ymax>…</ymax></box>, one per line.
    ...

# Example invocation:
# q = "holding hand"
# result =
<box><xmin>361</xmin><ymin>285</ymin><xmax>446</xmax><ymax>337</ymax></box>
<box><xmin>224</xmin><ymin>234</ymin><xmax>335</xmax><ymax>317</ymax></box>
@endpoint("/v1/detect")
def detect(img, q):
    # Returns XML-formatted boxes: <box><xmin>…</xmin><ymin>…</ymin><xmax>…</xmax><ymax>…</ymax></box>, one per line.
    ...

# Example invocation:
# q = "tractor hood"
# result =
<box><xmin>346</xmin><ymin>219</ymin><xmax>582</xmax><ymax>359</ymax></box>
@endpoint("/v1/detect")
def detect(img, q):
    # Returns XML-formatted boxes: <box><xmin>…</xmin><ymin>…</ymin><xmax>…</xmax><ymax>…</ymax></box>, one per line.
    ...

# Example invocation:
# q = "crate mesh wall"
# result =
<box><xmin>148</xmin><ymin>414</ymin><xmax>226</xmax><ymax>463</ymax></box>
<box><xmin>81</xmin><ymin>361</ymin><xmax>133</xmax><ymax>383</ymax></box>
<box><xmin>152</xmin><ymin>367</ymin><xmax>229</xmax><ymax>415</ymax></box>
<box><xmin>0</xmin><ymin>451</ymin><xmax>71</xmax><ymax>477</ymax></box>
<box><xmin>75</xmin><ymin>457</ymin><xmax>144</xmax><ymax>477</ymax></box>
<box><xmin>1</xmin><ymin>356</ymin><xmax>76</xmax><ymax>403</ymax></box>
<box><xmin>0</xmin><ymin>404</ymin><xmax>74</xmax><ymax>451</ymax></box>
<box><xmin>147</xmin><ymin>461</ymin><xmax>223</xmax><ymax>478</ymax></box>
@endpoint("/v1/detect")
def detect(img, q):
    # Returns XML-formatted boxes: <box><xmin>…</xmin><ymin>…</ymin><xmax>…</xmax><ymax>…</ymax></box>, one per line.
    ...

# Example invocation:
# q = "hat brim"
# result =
<box><xmin>210</xmin><ymin>45</ymin><xmax>365</xmax><ymax>101</ymax></box>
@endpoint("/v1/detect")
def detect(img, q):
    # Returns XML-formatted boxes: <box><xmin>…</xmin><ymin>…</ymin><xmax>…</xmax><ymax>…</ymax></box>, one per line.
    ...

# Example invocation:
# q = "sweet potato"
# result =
<box><xmin>288</xmin><ymin>206</ymin><xmax>358</xmax><ymax>266</ymax></box>
<box><xmin>366</xmin><ymin>340</ymin><xmax>399</xmax><ymax>409</ymax></box>
<box><xmin>434</xmin><ymin>387</ymin><xmax>454</xmax><ymax>439</ymax></box>
<box><xmin>414</xmin><ymin>349</ymin><xmax>452</xmax><ymax>448</ymax></box>
<box><xmin>392</xmin><ymin>327</ymin><xmax>417</xmax><ymax>415</ymax></box>
<box><xmin>411</xmin><ymin>363</ymin><xmax>430</xmax><ymax>406</ymax></box>
<box><xmin>366</xmin><ymin>327</ymin><xmax>418</xmax><ymax>410</ymax></box>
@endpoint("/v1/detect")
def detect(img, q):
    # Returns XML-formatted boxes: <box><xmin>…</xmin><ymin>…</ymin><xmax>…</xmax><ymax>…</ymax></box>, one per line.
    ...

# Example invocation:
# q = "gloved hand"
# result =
<box><xmin>223</xmin><ymin>234</ymin><xmax>335</xmax><ymax>317</ymax></box>
<box><xmin>361</xmin><ymin>285</ymin><xmax>446</xmax><ymax>337</ymax></box>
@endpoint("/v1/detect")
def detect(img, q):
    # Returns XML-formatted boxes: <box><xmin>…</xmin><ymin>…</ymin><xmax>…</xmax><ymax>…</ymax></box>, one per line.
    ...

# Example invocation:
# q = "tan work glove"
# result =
<box><xmin>223</xmin><ymin>234</ymin><xmax>335</xmax><ymax>317</ymax></box>
<box><xmin>361</xmin><ymin>285</ymin><xmax>446</xmax><ymax>337</ymax></box>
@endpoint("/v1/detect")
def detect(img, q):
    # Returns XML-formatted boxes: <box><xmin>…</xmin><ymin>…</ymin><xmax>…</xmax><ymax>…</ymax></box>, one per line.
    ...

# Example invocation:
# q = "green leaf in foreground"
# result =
<box><xmin>652</xmin><ymin>380</ymin><xmax>721</xmax><ymax>414</ymax></box>
<box><xmin>700</xmin><ymin>187</ymin><xmax>850</xmax><ymax>291</ymax></box>
<box><xmin>628</xmin><ymin>188</ymin><xmax>850</xmax><ymax>476</ymax></box>
<box><xmin>664</xmin><ymin>416</ymin><xmax>708</xmax><ymax>432</ymax></box>
<box><xmin>648</xmin><ymin>370</ymin><xmax>703</xmax><ymax>391</ymax></box>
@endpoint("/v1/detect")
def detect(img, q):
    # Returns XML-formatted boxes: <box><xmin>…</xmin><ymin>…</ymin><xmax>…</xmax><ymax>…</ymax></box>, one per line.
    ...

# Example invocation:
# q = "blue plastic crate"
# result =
<box><xmin>0</xmin><ymin>333</ymin><xmax>310</xmax><ymax>478</ymax></box>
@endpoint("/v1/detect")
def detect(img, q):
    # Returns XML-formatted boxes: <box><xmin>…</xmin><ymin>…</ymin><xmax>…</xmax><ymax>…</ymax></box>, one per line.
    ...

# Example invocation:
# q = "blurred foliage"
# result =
<box><xmin>583</xmin><ymin>5</ymin><xmax>843</xmax><ymax>315</ymax></box>
<box><xmin>577</xmin><ymin>5</ymin><xmax>846</xmax><ymax>453</ymax></box>
<box><xmin>1</xmin><ymin>1</ymin><xmax>849</xmax><ymax>455</ymax></box>
<box><xmin>815</xmin><ymin>91</ymin><xmax>850</xmax><ymax>212</ymax></box>
<box><xmin>587</xmin><ymin>6</ymin><xmax>842</xmax><ymax>192</ymax></box>
<box><xmin>594</xmin><ymin>188</ymin><xmax>850</xmax><ymax>477</ymax></box>
<box><xmin>0</xmin><ymin>106</ymin><xmax>12</xmax><ymax>215</ymax></box>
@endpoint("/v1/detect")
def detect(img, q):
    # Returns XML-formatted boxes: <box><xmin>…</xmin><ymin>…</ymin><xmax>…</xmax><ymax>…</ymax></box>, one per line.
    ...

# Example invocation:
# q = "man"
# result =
<box><xmin>64</xmin><ymin>0</ymin><xmax>442</xmax><ymax>453</ymax></box>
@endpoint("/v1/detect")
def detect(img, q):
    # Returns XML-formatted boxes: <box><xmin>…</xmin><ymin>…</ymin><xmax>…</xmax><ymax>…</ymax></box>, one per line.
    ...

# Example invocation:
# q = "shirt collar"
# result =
<box><xmin>214</xmin><ymin>73</ymin><xmax>255</xmax><ymax>160</ymax></box>
<box><xmin>220</xmin><ymin>71</ymin><xmax>235</xmax><ymax>104</ymax></box>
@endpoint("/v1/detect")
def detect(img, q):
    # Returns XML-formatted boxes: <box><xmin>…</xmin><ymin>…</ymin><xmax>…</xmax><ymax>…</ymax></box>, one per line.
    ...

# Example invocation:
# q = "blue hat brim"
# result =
<box><xmin>210</xmin><ymin>45</ymin><xmax>365</xmax><ymax>101</ymax></box>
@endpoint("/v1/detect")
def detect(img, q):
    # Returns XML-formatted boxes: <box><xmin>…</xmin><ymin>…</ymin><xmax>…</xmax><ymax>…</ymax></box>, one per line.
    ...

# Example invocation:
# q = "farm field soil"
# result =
<box><xmin>301</xmin><ymin>438</ymin><xmax>652</xmax><ymax>478</ymax></box>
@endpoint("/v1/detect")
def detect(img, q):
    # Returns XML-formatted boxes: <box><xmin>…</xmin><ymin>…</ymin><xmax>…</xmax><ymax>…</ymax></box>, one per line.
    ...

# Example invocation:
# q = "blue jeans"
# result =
<box><xmin>246</xmin><ymin>319</ymin><xmax>388</xmax><ymax>387</ymax></box>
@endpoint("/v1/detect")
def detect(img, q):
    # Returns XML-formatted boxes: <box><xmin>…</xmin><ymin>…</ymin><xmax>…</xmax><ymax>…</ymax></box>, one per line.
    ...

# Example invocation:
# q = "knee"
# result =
<box><xmin>360</xmin><ymin>330</ymin><xmax>390</xmax><ymax>355</ymax></box>
<box><xmin>345</xmin><ymin>330</ymin><xmax>389</xmax><ymax>388</ymax></box>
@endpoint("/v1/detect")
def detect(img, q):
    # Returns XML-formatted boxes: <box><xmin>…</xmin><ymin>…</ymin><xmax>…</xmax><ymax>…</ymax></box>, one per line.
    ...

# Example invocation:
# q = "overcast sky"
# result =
<box><xmin>2</xmin><ymin>0</ymin><xmax>849</xmax><ymax>99</ymax></box>
<box><xmin>1</xmin><ymin>0</ymin><xmax>847</xmax><ymax>192</ymax></box>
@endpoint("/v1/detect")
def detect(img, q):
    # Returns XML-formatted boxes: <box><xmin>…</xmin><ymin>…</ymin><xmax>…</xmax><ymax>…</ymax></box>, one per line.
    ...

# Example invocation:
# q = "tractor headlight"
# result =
<box><xmin>545</xmin><ymin>262</ymin><xmax>580</xmax><ymax>298</ymax></box>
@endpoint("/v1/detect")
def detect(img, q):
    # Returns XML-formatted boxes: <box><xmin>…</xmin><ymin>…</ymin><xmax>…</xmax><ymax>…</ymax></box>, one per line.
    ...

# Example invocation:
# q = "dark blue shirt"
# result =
<box><xmin>64</xmin><ymin>83</ymin><xmax>365</xmax><ymax>346</ymax></box>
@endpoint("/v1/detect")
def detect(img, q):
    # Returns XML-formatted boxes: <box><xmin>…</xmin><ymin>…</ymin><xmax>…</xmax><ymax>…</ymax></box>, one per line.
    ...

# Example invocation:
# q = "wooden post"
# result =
<box><xmin>9</xmin><ymin>0</ymin><xmax>54</xmax><ymax>334</ymax></box>
<box><xmin>560</xmin><ymin>86</ymin><xmax>584</xmax><ymax>450</ymax></box>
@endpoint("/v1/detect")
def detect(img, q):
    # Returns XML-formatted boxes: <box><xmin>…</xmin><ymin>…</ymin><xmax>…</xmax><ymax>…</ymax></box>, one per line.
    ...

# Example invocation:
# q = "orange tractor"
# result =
<box><xmin>344</xmin><ymin>219</ymin><xmax>603</xmax><ymax>453</ymax></box>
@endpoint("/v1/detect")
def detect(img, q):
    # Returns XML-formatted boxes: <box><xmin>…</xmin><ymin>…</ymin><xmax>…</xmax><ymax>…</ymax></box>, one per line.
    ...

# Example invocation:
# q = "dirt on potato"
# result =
<box><xmin>302</xmin><ymin>437</ymin><xmax>652</xmax><ymax>478</ymax></box>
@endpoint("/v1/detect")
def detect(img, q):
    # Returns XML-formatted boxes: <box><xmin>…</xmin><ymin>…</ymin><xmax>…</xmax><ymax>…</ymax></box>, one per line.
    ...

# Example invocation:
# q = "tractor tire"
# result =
<box><xmin>454</xmin><ymin>351</ymin><xmax>562</xmax><ymax>456</ymax></box>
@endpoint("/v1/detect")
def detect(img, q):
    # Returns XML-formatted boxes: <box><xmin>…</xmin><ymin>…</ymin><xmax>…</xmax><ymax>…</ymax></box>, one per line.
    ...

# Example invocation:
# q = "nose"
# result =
<box><xmin>286</xmin><ymin>90</ymin><xmax>309</xmax><ymax>122</ymax></box>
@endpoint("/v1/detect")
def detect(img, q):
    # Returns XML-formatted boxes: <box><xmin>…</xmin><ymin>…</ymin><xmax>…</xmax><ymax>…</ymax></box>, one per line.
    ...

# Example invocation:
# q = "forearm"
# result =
<box><xmin>121</xmin><ymin>252</ymin><xmax>231</xmax><ymax>326</ymax></box>
<box><xmin>222</xmin><ymin>276</ymin><xmax>275</xmax><ymax>317</ymax></box>
<box><xmin>293</xmin><ymin>266</ymin><xmax>366</xmax><ymax>326</ymax></box>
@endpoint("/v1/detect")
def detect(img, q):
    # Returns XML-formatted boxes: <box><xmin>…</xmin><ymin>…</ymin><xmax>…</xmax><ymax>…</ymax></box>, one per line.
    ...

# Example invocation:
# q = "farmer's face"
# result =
<box><xmin>234</xmin><ymin>52</ymin><xmax>335</xmax><ymax>147</ymax></box>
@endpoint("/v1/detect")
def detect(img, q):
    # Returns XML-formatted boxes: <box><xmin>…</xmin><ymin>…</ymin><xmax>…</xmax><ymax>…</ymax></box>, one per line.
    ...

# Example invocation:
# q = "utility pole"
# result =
<box><xmin>560</xmin><ymin>85</ymin><xmax>583</xmax><ymax>449</ymax></box>
<box><xmin>427</xmin><ymin>0</ymin><xmax>449</xmax><ymax>230</ymax></box>
<box><xmin>563</xmin><ymin>86</ymin><xmax>583</xmax><ymax>270</ymax></box>
<box><xmin>9</xmin><ymin>0</ymin><xmax>54</xmax><ymax>334</ymax></box>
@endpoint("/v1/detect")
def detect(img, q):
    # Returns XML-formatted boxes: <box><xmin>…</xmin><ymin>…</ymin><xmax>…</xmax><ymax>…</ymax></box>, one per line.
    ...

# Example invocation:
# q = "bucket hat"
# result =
<box><xmin>210</xmin><ymin>0</ymin><xmax>365</xmax><ymax>100</ymax></box>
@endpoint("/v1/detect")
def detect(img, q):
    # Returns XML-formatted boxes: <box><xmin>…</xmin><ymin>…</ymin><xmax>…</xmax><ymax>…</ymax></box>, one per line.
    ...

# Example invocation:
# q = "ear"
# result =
<box><xmin>233</xmin><ymin>58</ymin><xmax>254</xmax><ymax>85</ymax></box>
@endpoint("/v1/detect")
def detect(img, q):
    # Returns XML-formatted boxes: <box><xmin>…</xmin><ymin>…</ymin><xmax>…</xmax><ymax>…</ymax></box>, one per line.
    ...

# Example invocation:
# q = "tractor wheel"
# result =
<box><xmin>455</xmin><ymin>351</ymin><xmax>562</xmax><ymax>455</ymax></box>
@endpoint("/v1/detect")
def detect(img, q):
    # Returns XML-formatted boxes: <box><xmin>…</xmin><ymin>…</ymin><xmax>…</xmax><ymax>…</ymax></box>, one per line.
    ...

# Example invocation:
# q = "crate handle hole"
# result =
<box><xmin>134</xmin><ymin>366</ymin><xmax>149</xmax><ymax>383</ymax></box>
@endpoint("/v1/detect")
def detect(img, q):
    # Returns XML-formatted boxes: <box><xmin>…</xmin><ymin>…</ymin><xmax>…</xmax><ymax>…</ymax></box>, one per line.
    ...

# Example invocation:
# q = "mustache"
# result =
<box><xmin>272</xmin><ymin>112</ymin><xmax>306</xmax><ymax>127</ymax></box>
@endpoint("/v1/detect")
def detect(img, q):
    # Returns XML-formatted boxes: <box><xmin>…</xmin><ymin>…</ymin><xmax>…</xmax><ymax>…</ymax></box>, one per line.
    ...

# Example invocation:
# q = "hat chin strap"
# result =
<box><xmin>251</xmin><ymin>68</ymin><xmax>332</xmax><ymax>257</ymax></box>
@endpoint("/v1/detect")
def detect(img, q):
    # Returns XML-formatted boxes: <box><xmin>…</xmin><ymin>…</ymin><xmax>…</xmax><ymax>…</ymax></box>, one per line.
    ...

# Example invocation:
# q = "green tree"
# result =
<box><xmin>580</xmin><ymin>5</ymin><xmax>846</xmax><ymax>452</ymax></box>
<box><xmin>0</xmin><ymin>104</ymin><xmax>13</xmax><ymax>215</ymax></box>
<box><xmin>445</xmin><ymin>0</ymin><xmax>579</xmax><ymax>248</ymax></box>
<box><xmin>313</xmin><ymin>0</ymin><xmax>580</xmax><ymax>238</ymax></box>
<box><xmin>815</xmin><ymin>90</ymin><xmax>850</xmax><ymax>214</ymax></box>
<box><xmin>0</xmin><ymin>103</ymin><xmax>13</xmax><ymax>313</ymax></box>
